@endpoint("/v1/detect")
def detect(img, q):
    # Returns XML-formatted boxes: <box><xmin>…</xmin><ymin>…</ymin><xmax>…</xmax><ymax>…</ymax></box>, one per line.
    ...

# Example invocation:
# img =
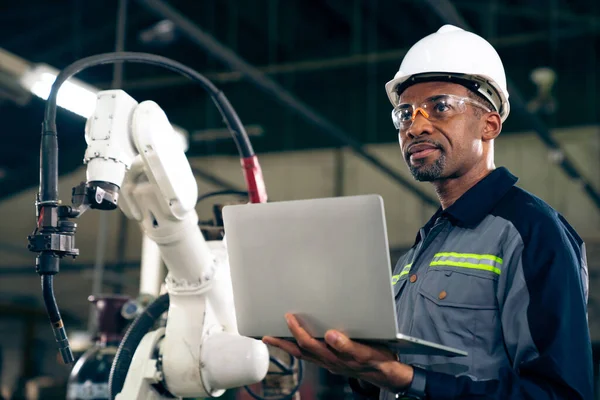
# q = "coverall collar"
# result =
<box><xmin>416</xmin><ymin>167</ymin><xmax>518</xmax><ymax>244</ymax></box>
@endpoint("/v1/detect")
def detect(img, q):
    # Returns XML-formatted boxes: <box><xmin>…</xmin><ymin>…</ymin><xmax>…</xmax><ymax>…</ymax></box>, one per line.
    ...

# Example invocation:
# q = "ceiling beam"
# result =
<box><xmin>103</xmin><ymin>24</ymin><xmax>600</xmax><ymax>91</ymax></box>
<box><xmin>422</xmin><ymin>0</ymin><xmax>600</xmax><ymax>211</ymax></box>
<box><xmin>453</xmin><ymin>1</ymin><xmax>600</xmax><ymax>27</ymax></box>
<box><xmin>320</xmin><ymin>0</ymin><xmax>398</xmax><ymax>47</ymax></box>
<box><xmin>221</xmin><ymin>0</ymin><xmax>295</xmax><ymax>62</ymax></box>
<box><xmin>135</xmin><ymin>0</ymin><xmax>439</xmax><ymax>207</ymax></box>
<box><xmin>35</xmin><ymin>11</ymin><xmax>149</xmax><ymax>64</ymax></box>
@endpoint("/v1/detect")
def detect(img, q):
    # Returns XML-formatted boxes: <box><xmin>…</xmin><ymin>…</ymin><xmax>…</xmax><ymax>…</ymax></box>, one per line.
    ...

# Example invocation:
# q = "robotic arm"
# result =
<box><xmin>92</xmin><ymin>90</ymin><xmax>268</xmax><ymax>399</ymax></box>
<box><xmin>28</xmin><ymin>53</ymin><xmax>273</xmax><ymax>399</ymax></box>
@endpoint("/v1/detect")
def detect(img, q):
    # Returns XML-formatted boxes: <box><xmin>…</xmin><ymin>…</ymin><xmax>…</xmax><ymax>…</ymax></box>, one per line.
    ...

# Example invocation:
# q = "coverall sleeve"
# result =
<box><xmin>348</xmin><ymin>377</ymin><xmax>380</xmax><ymax>399</ymax></box>
<box><xmin>422</xmin><ymin>216</ymin><xmax>594</xmax><ymax>399</ymax></box>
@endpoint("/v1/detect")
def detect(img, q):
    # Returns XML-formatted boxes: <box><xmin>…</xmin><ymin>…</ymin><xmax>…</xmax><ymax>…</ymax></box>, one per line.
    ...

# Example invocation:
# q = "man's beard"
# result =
<box><xmin>407</xmin><ymin>152</ymin><xmax>447</xmax><ymax>182</ymax></box>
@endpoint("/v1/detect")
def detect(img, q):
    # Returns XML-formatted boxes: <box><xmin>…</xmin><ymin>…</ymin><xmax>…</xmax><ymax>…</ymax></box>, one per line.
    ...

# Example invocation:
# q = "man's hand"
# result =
<box><xmin>262</xmin><ymin>314</ymin><xmax>414</xmax><ymax>392</ymax></box>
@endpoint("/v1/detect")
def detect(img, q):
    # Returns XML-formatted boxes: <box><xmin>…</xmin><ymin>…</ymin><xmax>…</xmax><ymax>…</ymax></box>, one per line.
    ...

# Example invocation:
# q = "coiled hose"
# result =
<box><xmin>108</xmin><ymin>293</ymin><xmax>170</xmax><ymax>400</ymax></box>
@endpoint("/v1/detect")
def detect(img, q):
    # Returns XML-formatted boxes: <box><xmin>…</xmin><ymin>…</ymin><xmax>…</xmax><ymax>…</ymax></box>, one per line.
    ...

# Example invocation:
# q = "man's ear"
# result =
<box><xmin>482</xmin><ymin>112</ymin><xmax>502</xmax><ymax>142</ymax></box>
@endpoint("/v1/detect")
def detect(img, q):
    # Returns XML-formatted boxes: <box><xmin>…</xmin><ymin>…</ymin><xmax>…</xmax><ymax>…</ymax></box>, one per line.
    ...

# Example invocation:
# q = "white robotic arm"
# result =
<box><xmin>84</xmin><ymin>89</ymin><xmax>269</xmax><ymax>399</ymax></box>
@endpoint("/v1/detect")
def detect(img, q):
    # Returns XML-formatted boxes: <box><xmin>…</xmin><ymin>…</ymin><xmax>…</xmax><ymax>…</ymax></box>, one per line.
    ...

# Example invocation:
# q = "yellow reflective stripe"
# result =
<box><xmin>434</xmin><ymin>252</ymin><xmax>503</xmax><ymax>264</ymax></box>
<box><xmin>399</xmin><ymin>263</ymin><xmax>412</xmax><ymax>277</ymax></box>
<box><xmin>430</xmin><ymin>260</ymin><xmax>501</xmax><ymax>275</ymax></box>
<box><xmin>392</xmin><ymin>264</ymin><xmax>412</xmax><ymax>285</ymax></box>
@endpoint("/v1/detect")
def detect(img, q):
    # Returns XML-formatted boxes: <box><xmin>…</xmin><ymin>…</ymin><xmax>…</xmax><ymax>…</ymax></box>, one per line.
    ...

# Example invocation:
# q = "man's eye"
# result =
<box><xmin>433</xmin><ymin>101</ymin><xmax>451</xmax><ymax>113</ymax></box>
<box><xmin>397</xmin><ymin>109</ymin><xmax>412</xmax><ymax>121</ymax></box>
<box><xmin>400</xmin><ymin>111</ymin><xmax>412</xmax><ymax>121</ymax></box>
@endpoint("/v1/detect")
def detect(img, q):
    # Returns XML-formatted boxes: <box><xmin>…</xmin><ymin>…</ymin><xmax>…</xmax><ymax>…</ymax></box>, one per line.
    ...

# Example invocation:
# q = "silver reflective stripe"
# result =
<box><xmin>430</xmin><ymin>252</ymin><xmax>502</xmax><ymax>275</ymax></box>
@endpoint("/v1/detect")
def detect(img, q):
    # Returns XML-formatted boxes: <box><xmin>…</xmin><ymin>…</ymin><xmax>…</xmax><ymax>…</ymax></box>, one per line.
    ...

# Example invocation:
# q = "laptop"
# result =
<box><xmin>222</xmin><ymin>194</ymin><xmax>467</xmax><ymax>357</ymax></box>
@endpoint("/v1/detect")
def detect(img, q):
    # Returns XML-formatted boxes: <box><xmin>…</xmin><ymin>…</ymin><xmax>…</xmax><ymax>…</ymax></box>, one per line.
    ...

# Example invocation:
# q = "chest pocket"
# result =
<box><xmin>418</xmin><ymin>266</ymin><xmax>498</xmax><ymax>309</ymax></box>
<box><xmin>419</xmin><ymin>252</ymin><xmax>501</xmax><ymax>309</ymax></box>
<box><xmin>413</xmin><ymin>264</ymin><xmax>500</xmax><ymax>359</ymax></box>
<box><xmin>411</xmin><ymin>266</ymin><xmax>500</xmax><ymax>375</ymax></box>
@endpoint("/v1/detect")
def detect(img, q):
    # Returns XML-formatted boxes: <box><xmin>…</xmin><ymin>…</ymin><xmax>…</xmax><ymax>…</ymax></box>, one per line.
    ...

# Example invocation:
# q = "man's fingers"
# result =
<box><xmin>263</xmin><ymin>336</ymin><xmax>333</xmax><ymax>369</ymax></box>
<box><xmin>262</xmin><ymin>336</ymin><xmax>303</xmax><ymax>359</ymax></box>
<box><xmin>324</xmin><ymin>330</ymin><xmax>378</xmax><ymax>365</ymax></box>
<box><xmin>324</xmin><ymin>330</ymin><xmax>359</xmax><ymax>355</ymax></box>
<box><xmin>322</xmin><ymin>331</ymin><xmax>354</xmax><ymax>362</ymax></box>
<box><xmin>285</xmin><ymin>314</ymin><xmax>339</xmax><ymax>364</ymax></box>
<box><xmin>286</xmin><ymin>315</ymin><xmax>329</xmax><ymax>352</ymax></box>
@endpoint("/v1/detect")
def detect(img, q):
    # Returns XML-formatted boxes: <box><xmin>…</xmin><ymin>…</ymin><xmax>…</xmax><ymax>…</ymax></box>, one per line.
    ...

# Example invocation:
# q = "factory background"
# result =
<box><xmin>0</xmin><ymin>0</ymin><xmax>599</xmax><ymax>398</ymax></box>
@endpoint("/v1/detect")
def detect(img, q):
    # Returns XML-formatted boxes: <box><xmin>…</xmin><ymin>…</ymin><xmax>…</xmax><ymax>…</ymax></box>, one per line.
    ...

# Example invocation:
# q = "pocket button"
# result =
<box><xmin>438</xmin><ymin>290</ymin><xmax>447</xmax><ymax>300</ymax></box>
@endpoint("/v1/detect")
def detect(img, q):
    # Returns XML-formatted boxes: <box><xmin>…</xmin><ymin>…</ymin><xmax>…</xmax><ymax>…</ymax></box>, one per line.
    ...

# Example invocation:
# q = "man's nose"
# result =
<box><xmin>406</xmin><ymin>109</ymin><xmax>433</xmax><ymax>139</ymax></box>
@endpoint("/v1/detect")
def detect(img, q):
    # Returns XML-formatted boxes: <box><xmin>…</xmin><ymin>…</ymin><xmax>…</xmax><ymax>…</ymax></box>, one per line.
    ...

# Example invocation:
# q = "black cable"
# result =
<box><xmin>41</xmin><ymin>275</ymin><xmax>60</xmax><ymax>322</ymax></box>
<box><xmin>197</xmin><ymin>189</ymin><xmax>249</xmax><ymax>203</ymax></box>
<box><xmin>43</xmin><ymin>52</ymin><xmax>254</xmax><ymax>159</ymax></box>
<box><xmin>36</xmin><ymin>51</ymin><xmax>263</xmax><ymax>365</ymax></box>
<box><xmin>39</xmin><ymin>257</ymin><xmax>73</xmax><ymax>364</ymax></box>
<box><xmin>243</xmin><ymin>356</ymin><xmax>304</xmax><ymax>400</ymax></box>
<box><xmin>108</xmin><ymin>293</ymin><xmax>170</xmax><ymax>400</ymax></box>
<box><xmin>39</xmin><ymin>131</ymin><xmax>60</xmax><ymax>203</ymax></box>
<box><xmin>267</xmin><ymin>355</ymin><xmax>295</xmax><ymax>374</ymax></box>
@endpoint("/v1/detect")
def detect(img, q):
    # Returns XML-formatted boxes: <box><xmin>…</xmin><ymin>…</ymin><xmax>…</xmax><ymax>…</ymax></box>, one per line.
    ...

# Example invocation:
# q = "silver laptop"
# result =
<box><xmin>222</xmin><ymin>194</ymin><xmax>467</xmax><ymax>357</ymax></box>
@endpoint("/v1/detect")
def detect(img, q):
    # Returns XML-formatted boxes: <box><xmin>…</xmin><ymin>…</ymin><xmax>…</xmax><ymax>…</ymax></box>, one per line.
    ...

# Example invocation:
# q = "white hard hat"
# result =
<box><xmin>385</xmin><ymin>25</ymin><xmax>510</xmax><ymax>122</ymax></box>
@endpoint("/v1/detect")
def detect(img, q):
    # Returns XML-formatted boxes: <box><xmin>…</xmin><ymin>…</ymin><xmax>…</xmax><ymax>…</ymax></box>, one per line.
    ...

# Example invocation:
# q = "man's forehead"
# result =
<box><xmin>398</xmin><ymin>82</ymin><xmax>469</xmax><ymax>103</ymax></box>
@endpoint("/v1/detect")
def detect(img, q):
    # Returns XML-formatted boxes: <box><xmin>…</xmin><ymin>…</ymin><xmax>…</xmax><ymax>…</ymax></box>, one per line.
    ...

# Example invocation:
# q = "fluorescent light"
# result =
<box><xmin>20</xmin><ymin>64</ymin><xmax>99</xmax><ymax>118</ymax></box>
<box><xmin>18</xmin><ymin>61</ymin><xmax>191</xmax><ymax>153</ymax></box>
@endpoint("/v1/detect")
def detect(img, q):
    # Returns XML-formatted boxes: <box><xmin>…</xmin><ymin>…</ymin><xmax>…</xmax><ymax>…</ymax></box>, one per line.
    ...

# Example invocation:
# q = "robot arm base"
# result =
<box><xmin>201</xmin><ymin>331</ymin><xmax>270</xmax><ymax>393</ymax></box>
<box><xmin>161</xmin><ymin>289</ymin><xmax>269</xmax><ymax>398</ymax></box>
<box><xmin>116</xmin><ymin>329</ymin><xmax>269</xmax><ymax>399</ymax></box>
<box><xmin>116</xmin><ymin>329</ymin><xmax>167</xmax><ymax>400</ymax></box>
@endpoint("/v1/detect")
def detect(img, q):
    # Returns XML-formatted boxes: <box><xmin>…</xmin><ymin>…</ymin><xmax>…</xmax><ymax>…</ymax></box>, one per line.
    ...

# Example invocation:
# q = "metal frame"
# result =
<box><xmin>421</xmin><ymin>0</ymin><xmax>600</xmax><ymax>211</ymax></box>
<box><xmin>100</xmin><ymin>25</ymin><xmax>600</xmax><ymax>90</ymax></box>
<box><xmin>135</xmin><ymin>0</ymin><xmax>439</xmax><ymax>207</ymax></box>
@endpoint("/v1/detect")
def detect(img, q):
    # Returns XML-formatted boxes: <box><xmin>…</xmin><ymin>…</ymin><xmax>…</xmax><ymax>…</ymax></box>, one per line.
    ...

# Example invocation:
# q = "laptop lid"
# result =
<box><xmin>222</xmin><ymin>194</ymin><xmax>400</xmax><ymax>340</ymax></box>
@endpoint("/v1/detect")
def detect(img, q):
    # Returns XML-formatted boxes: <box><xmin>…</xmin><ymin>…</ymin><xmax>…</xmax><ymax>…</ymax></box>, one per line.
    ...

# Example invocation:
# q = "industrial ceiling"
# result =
<box><xmin>0</xmin><ymin>0</ymin><xmax>598</xmax><ymax>201</ymax></box>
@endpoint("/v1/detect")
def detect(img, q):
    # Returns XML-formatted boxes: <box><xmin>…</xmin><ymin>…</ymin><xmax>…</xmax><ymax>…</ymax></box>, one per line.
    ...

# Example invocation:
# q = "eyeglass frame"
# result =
<box><xmin>391</xmin><ymin>94</ymin><xmax>492</xmax><ymax>130</ymax></box>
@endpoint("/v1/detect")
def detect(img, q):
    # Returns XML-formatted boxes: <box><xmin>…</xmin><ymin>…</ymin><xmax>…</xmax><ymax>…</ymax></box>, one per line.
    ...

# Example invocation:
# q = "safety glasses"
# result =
<box><xmin>391</xmin><ymin>94</ymin><xmax>491</xmax><ymax>130</ymax></box>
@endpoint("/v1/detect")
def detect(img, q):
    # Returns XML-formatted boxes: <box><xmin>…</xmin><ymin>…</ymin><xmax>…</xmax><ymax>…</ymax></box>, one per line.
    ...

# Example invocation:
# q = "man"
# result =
<box><xmin>263</xmin><ymin>25</ymin><xmax>594</xmax><ymax>399</ymax></box>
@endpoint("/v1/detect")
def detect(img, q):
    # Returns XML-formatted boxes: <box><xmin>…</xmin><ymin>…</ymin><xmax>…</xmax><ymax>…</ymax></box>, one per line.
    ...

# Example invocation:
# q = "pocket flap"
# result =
<box><xmin>418</xmin><ymin>268</ymin><xmax>498</xmax><ymax>310</ymax></box>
